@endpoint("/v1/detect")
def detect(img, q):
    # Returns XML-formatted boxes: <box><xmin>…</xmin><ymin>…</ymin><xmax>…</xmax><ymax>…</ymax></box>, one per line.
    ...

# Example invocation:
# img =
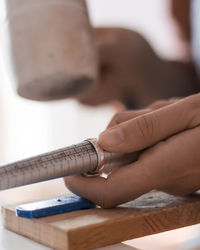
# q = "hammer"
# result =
<box><xmin>2</xmin><ymin>0</ymin><xmax>98</xmax><ymax>101</ymax></box>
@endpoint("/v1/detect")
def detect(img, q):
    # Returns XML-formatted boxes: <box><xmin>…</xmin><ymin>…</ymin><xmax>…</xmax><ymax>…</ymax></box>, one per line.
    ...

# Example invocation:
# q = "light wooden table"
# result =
<box><xmin>0</xmin><ymin>179</ymin><xmax>199</xmax><ymax>250</ymax></box>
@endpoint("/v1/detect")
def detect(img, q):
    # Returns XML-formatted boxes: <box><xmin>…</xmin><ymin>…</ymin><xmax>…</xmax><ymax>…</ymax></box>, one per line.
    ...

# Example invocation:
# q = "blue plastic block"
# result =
<box><xmin>16</xmin><ymin>195</ymin><xmax>96</xmax><ymax>219</ymax></box>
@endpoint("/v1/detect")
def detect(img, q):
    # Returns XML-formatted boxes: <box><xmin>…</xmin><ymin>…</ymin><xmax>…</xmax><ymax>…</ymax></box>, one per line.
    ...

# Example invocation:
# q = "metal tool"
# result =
<box><xmin>0</xmin><ymin>139</ymin><xmax>138</xmax><ymax>191</ymax></box>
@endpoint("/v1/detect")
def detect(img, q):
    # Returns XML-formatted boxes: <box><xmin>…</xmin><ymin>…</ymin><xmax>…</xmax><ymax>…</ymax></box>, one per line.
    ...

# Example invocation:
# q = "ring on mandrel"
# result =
<box><xmin>83</xmin><ymin>138</ymin><xmax>105</xmax><ymax>177</ymax></box>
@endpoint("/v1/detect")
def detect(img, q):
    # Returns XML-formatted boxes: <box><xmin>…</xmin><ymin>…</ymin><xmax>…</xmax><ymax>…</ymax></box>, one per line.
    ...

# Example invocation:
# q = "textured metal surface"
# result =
<box><xmin>0</xmin><ymin>141</ymin><xmax>98</xmax><ymax>190</ymax></box>
<box><xmin>0</xmin><ymin>139</ymin><xmax>138</xmax><ymax>190</ymax></box>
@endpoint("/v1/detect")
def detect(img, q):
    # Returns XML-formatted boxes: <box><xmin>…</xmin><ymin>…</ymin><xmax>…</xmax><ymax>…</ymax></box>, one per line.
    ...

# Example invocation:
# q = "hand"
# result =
<box><xmin>77</xmin><ymin>27</ymin><xmax>198</xmax><ymax>108</ymax></box>
<box><xmin>78</xmin><ymin>27</ymin><xmax>159</xmax><ymax>107</ymax></box>
<box><xmin>65</xmin><ymin>94</ymin><xmax>200</xmax><ymax>208</ymax></box>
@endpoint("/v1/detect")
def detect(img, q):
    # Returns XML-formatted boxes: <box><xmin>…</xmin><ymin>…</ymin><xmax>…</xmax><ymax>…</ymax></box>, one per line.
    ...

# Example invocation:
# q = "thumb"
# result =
<box><xmin>98</xmin><ymin>97</ymin><xmax>196</xmax><ymax>152</ymax></box>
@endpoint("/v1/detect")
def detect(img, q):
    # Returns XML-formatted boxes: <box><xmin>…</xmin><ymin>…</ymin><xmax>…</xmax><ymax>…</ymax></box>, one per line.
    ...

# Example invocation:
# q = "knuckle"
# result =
<box><xmin>187</xmin><ymin>93</ymin><xmax>200</xmax><ymax>107</ymax></box>
<box><xmin>186</xmin><ymin>93</ymin><xmax>200</xmax><ymax>113</ymax></box>
<box><xmin>184</xmin><ymin>93</ymin><xmax>200</xmax><ymax>127</ymax></box>
<box><xmin>113</xmin><ymin>112</ymin><xmax>123</xmax><ymax>122</ymax></box>
<box><xmin>135</xmin><ymin>114</ymin><xmax>156</xmax><ymax>141</ymax></box>
<box><xmin>169</xmin><ymin>97</ymin><xmax>179</xmax><ymax>103</ymax></box>
<box><xmin>149</xmin><ymin>100</ymin><xmax>165</xmax><ymax>109</ymax></box>
<box><xmin>109</xmin><ymin>112</ymin><xmax>124</xmax><ymax>127</ymax></box>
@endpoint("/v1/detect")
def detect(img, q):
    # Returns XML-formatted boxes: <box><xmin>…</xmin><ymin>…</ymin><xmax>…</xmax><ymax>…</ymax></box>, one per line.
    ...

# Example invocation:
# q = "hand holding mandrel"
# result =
<box><xmin>65</xmin><ymin>94</ymin><xmax>200</xmax><ymax>208</ymax></box>
<box><xmin>0</xmin><ymin>139</ymin><xmax>138</xmax><ymax>191</ymax></box>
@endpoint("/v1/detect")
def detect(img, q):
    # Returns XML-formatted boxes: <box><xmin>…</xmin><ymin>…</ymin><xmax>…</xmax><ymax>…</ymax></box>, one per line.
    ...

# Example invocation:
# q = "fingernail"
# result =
<box><xmin>99</xmin><ymin>128</ymin><xmax>124</xmax><ymax>147</ymax></box>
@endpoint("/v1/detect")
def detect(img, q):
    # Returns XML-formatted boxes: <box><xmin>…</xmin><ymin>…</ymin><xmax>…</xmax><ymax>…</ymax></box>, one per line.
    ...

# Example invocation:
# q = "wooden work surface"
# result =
<box><xmin>2</xmin><ymin>191</ymin><xmax>200</xmax><ymax>250</ymax></box>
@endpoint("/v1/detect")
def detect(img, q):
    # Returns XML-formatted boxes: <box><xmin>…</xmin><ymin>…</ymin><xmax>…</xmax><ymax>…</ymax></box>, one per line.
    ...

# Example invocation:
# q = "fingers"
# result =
<box><xmin>98</xmin><ymin>95</ymin><xmax>199</xmax><ymax>152</ymax></box>
<box><xmin>64</xmin><ymin>158</ymin><xmax>157</xmax><ymax>208</ymax></box>
<box><xmin>65</xmin><ymin>127</ymin><xmax>183</xmax><ymax>208</ymax></box>
<box><xmin>66</xmin><ymin>124</ymin><xmax>200</xmax><ymax>207</ymax></box>
<box><xmin>107</xmin><ymin>109</ymin><xmax>151</xmax><ymax>128</ymax></box>
<box><xmin>158</xmin><ymin>174</ymin><xmax>200</xmax><ymax>196</ymax></box>
<box><xmin>148</xmin><ymin>98</ymin><xmax>180</xmax><ymax>110</ymax></box>
<box><xmin>108</xmin><ymin>98</ymin><xmax>180</xmax><ymax>128</ymax></box>
<box><xmin>157</xmin><ymin>126</ymin><xmax>200</xmax><ymax>196</ymax></box>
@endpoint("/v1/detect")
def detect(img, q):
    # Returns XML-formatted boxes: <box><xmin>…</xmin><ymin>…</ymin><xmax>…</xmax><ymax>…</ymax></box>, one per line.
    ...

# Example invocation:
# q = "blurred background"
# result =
<box><xmin>0</xmin><ymin>0</ymin><xmax>199</xmax><ymax>249</ymax></box>
<box><xmin>0</xmin><ymin>0</ymin><xmax>186</xmax><ymax>165</ymax></box>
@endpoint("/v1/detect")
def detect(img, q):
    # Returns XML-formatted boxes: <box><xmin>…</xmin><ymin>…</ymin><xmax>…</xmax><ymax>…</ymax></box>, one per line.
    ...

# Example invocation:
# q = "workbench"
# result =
<box><xmin>0</xmin><ymin>179</ymin><xmax>200</xmax><ymax>250</ymax></box>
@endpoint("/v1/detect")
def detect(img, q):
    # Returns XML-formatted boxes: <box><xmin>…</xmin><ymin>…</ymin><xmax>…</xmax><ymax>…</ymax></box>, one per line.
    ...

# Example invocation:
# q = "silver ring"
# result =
<box><xmin>85</xmin><ymin>138</ymin><xmax>105</xmax><ymax>175</ymax></box>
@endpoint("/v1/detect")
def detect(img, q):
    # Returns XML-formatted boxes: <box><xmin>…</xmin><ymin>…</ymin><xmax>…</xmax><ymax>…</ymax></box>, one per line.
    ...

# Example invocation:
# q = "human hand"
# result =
<box><xmin>77</xmin><ymin>27</ymin><xmax>162</xmax><ymax>107</ymax></box>
<box><xmin>65</xmin><ymin>94</ymin><xmax>200</xmax><ymax>208</ymax></box>
<box><xmin>77</xmin><ymin>27</ymin><xmax>198</xmax><ymax>108</ymax></box>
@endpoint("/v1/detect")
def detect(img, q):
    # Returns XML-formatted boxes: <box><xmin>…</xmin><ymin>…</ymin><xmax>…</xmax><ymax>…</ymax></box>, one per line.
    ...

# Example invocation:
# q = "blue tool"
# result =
<box><xmin>16</xmin><ymin>195</ymin><xmax>96</xmax><ymax>219</ymax></box>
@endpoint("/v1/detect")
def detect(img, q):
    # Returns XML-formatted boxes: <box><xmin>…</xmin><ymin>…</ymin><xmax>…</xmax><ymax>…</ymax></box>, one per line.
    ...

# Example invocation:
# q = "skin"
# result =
<box><xmin>65</xmin><ymin>0</ymin><xmax>200</xmax><ymax>207</ymax></box>
<box><xmin>65</xmin><ymin>94</ymin><xmax>200</xmax><ymax>208</ymax></box>
<box><xmin>77</xmin><ymin>27</ymin><xmax>199</xmax><ymax>108</ymax></box>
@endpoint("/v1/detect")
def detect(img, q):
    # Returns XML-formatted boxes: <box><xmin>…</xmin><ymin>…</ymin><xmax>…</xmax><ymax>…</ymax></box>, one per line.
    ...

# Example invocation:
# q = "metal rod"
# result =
<box><xmin>0</xmin><ymin>139</ymin><xmax>138</xmax><ymax>190</ymax></box>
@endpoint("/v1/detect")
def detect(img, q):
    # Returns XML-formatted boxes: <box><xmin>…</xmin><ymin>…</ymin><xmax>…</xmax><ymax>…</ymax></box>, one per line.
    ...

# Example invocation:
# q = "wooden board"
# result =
<box><xmin>2</xmin><ymin>191</ymin><xmax>200</xmax><ymax>250</ymax></box>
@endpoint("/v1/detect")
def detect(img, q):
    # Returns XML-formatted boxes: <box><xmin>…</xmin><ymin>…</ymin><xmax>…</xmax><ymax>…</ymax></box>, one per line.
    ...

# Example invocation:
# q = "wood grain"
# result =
<box><xmin>2</xmin><ymin>191</ymin><xmax>200</xmax><ymax>250</ymax></box>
